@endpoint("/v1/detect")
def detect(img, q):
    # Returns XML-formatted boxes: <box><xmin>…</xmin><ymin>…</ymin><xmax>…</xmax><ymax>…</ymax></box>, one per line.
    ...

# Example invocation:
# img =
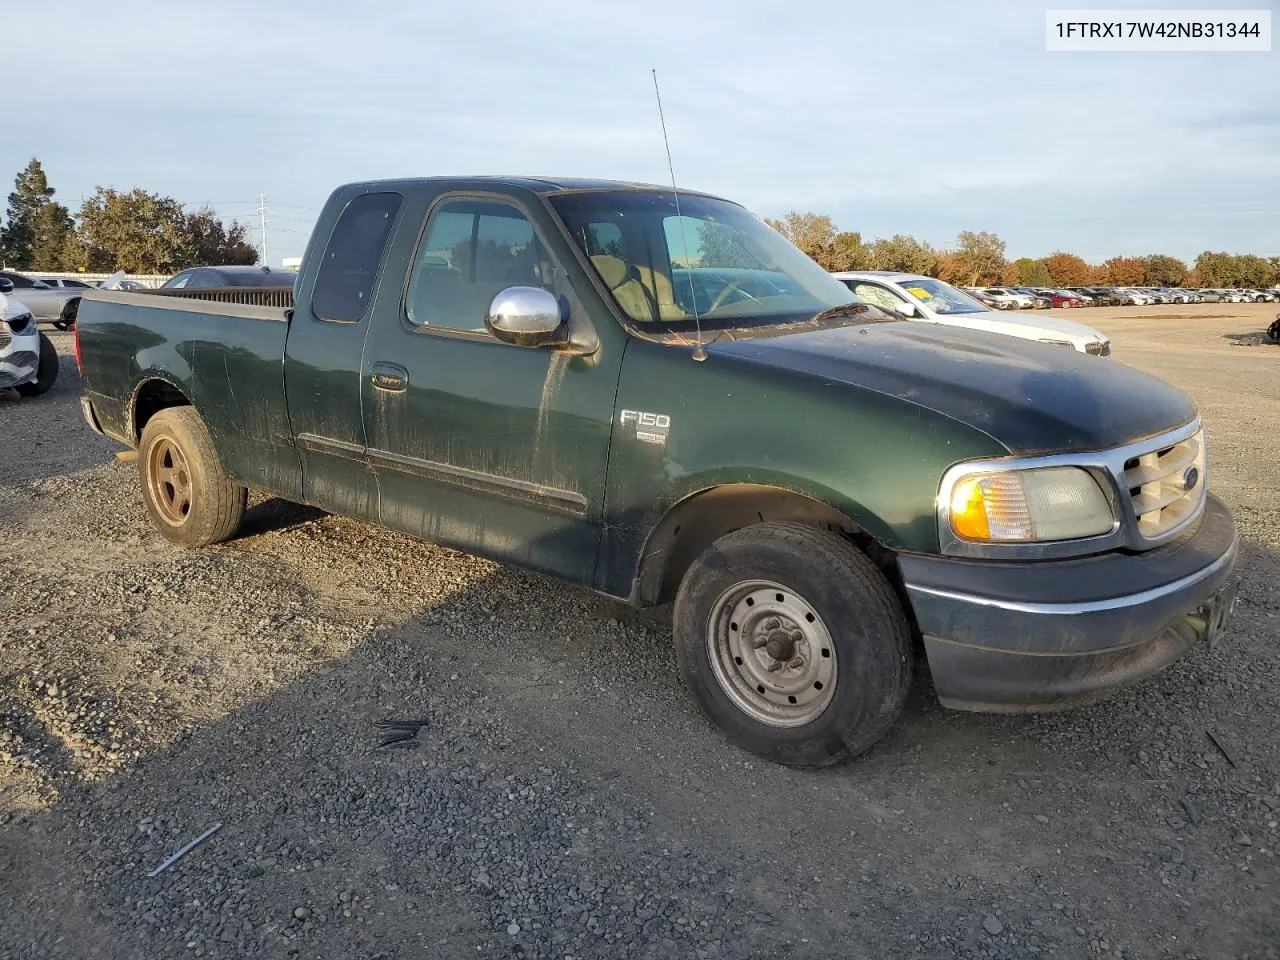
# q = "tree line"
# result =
<box><xmin>762</xmin><ymin>211</ymin><xmax>1280</xmax><ymax>289</ymax></box>
<box><xmin>0</xmin><ymin>158</ymin><xmax>258</xmax><ymax>275</ymax></box>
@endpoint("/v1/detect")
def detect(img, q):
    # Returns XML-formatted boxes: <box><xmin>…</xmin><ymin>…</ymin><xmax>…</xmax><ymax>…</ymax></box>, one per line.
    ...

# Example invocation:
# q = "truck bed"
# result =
<box><xmin>77</xmin><ymin>290</ymin><xmax>301</xmax><ymax>498</ymax></box>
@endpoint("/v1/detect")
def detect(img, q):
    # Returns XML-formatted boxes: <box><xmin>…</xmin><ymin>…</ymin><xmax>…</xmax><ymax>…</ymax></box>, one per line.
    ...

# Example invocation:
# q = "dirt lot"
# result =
<box><xmin>1</xmin><ymin>303</ymin><xmax>1277</xmax><ymax>960</ymax></box>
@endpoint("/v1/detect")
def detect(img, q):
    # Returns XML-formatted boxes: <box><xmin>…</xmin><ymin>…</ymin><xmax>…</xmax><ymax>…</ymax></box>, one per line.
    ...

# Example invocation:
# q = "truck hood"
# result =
<box><xmin>708</xmin><ymin>321</ymin><xmax>1195</xmax><ymax>453</ymax></box>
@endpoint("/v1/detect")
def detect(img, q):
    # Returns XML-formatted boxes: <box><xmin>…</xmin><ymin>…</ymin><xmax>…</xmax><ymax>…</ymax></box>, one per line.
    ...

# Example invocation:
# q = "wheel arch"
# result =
<box><xmin>130</xmin><ymin>375</ymin><xmax>193</xmax><ymax>443</ymax></box>
<box><xmin>634</xmin><ymin>483</ymin><xmax>901</xmax><ymax>607</ymax></box>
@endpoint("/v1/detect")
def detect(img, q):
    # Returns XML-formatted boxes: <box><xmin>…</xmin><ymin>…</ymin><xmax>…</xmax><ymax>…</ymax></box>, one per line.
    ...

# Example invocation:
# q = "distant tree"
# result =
<box><xmin>1194</xmin><ymin>251</ymin><xmax>1238</xmax><ymax>287</ymax></box>
<box><xmin>870</xmin><ymin>234</ymin><xmax>936</xmax><ymax>275</ymax></box>
<box><xmin>1101</xmin><ymin>256</ymin><xmax>1145</xmax><ymax>286</ymax></box>
<box><xmin>762</xmin><ymin>212</ymin><xmax>837</xmax><ymax>263</ymax></box>
<box><xmin>182</xmin><ymin>207</ymin><xmax>259</xmax><ymax>266</ymax></box>
<box><xmin>59</xmin><ymin>229</ymin><xmax>90</xmax><ymax>273</ymax></box>
<box><xmin>931</xmin><ymin>251</ymin><xmax>966</xmax><ymax>284</ymax></box>
<box><xmin>31</xmin><ymin>199</ymin><xmax>75</xmax><ymax>271</ymax></box>
<box><xmin>1142</xmin><ymin>254</ymin><xmax>1187</xmax><ymax>287</ymax></box>
<box><xmin>1011</xmin><ymin>256</ymin><xmax>1052</xmax><ymax>286</ymax></box>
<box><xmin>69</xmin><ymin>187</ymin><xmax>191</xmax><ymax>273</ymax></box>
<box><xmin>697</xmin><ymin>220</ymin><xmax>757</xmax><ymax>269</ymax></box>
<box><xmin>1039</xmin><ymin>251</ymin><xmax>1090</xmax><ymax>286</ymax></box>
<box><xmin>1268</xmin><ymin>257</ymin><xmax>1280</xmax><ymax>286</ymax></box>
<box><xmin>2</xmin><ymin>158</ymin><xmax>73</xmax><ymax>270</ymax></box>
<box><xmin>1000</xmin><ymin>261</ymin><xmax>1020</xmax><ymax>286</ymax></box>
<box><xmin>1235</xmin><ymin>254</ymin><xmax>1274</xmax><ymax>288</ymax></box>
<box><xmin>1085</xmin><ymin>264</ymin><xmax>1111</xmax><ymax>285</ymax></box>
<box><xmin>826</xmin><ymin>231</ymin><xmax>870</xmax><ymax>272</ymax></box>
<box><xmin>954</xmin><ymin>230</ymin><xmax>1006</xmax><ymax>285</ymax></box>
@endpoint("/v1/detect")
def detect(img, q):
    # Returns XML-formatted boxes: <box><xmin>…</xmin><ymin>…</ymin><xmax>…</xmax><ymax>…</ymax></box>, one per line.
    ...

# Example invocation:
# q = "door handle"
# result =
<box><xmin>370</xmin><ymin>362</ymin><xmax>408</xmax><ymax>393</ymax></box>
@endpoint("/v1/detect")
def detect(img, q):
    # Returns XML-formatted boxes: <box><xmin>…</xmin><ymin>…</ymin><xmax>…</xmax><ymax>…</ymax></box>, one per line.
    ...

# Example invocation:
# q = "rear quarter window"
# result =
<box><xmin>311</xmin><ymin>192</ymin><xmax>403</xmax><ymax>323</ymax></box>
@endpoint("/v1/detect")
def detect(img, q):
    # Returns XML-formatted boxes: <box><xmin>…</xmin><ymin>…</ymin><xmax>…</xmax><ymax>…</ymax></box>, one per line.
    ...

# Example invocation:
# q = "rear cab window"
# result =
<box><xmin>311</xmin><ymin>192</ymin><xmax>403</xmax><ymax>323</ymax></box>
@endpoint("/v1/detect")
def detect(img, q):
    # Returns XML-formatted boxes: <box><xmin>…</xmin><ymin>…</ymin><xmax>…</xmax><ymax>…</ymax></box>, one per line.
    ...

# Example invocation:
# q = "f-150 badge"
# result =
<box><xmin>620</xmin><ymin>409</ymin><xmax>671</xmax><ymax>445</ymax></box>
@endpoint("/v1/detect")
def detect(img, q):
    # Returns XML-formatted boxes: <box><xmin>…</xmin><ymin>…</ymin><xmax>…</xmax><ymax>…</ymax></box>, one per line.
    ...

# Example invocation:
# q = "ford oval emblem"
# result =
<box><xmin>1183</xmin><ymin>466</ymin><xmax>1200</xmax><ymax>491</ymax></box>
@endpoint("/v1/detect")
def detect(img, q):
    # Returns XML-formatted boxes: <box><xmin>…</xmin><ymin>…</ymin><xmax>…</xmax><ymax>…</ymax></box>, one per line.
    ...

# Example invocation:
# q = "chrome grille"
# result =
<box><xmin>1086</xmin><ymin>339</ymin><xmax>1111</xmax><ymax>357</ymax></box>
<box><xmin>1123</xmin><ymin>429</ymin><xmax>1206</xmax><ymax>542</ymax></box>
<box><xmin>0</xmin><ymin>330</ymin><xmax>10</xmax><ymax>349</ymax></box>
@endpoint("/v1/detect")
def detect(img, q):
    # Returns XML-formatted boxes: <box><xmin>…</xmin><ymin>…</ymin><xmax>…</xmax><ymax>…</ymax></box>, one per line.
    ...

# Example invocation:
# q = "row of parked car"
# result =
<box><xmin>965</xmin><ymin>285</ymin><xmax>1280</xmax><ymax>309</ymax></box>
<box><xmin>0</xmin><ymin>267</ymin><xmax>293</xmax><ymax>330</ymax></box>
<box><xmin>1</xmin><ymin>265</ymin><xmax>296</xmax><ymax>400</ymax></box>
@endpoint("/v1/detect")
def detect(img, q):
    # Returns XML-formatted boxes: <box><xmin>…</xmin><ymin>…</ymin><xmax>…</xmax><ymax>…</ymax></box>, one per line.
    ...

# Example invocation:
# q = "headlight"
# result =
<box><xmin>1038</xmin><ymin>339</ymin><xmax>1076</xmax><ymax>349</ymax></box>
<box><xmin>946</xmin><ymin>466</ymin><xmax>1115</xmax><ymax>543</ymax></box>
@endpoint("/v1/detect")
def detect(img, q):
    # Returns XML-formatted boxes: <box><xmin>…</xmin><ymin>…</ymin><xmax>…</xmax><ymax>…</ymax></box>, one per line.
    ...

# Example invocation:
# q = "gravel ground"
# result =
<box><xmin>1</xmin><ymin>305</ymin><xmax>1277</xmax><ymax>960</ymax></box>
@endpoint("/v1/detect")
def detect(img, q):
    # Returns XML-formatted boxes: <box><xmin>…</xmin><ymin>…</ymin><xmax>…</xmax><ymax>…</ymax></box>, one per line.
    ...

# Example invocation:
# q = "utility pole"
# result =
<box><xmin>257</xmin><ymin>192</ymin><xmax>270</xmax><ymax>266</ymax></box>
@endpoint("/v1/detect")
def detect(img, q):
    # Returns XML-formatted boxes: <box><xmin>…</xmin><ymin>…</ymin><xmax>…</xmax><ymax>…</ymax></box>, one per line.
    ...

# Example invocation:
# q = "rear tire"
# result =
<box><xmin>15</xmin><ymin>333</ymin><xmax>59</xmax><ymax>397</ymax></box>
<box><xmin>138</xmin><ymin>407</ymin><xmax>247</xmax><ymax>547</ymax></box>
<box><xmin>673</xmin><ymin>522</ymin><xmax>912</xmax><ymax>767</ymax></box>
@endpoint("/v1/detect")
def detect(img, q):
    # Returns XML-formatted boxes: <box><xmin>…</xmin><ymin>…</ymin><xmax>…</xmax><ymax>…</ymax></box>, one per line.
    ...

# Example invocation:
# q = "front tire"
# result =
<box><xmin>673</xmin><ymin>522</ymin><xmax>912</xmax><ymax>767</ymax></box>
<box><xmin>15</xmin><ymin>333</ymin><xmax>59</xmax><ymax>397</ymax></box>
<box><xmin>138</xmin><ymin>407</ymin><xmax>247</xmax><ymax>547</ymax></box>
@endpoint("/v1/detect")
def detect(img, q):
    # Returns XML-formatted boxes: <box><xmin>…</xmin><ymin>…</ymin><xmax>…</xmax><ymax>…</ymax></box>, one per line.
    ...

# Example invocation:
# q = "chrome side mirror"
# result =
<box><xmin>893</xmin><ymin>301</ymin><xmax>917</xmax><ymax>318</ymax></box>
<box><xmin>0</xmin><ymin>278</ymin><xmax>13</xmax><ymax>294</ymax></box>
<box><xmin>486</xmin><ymin>286</ymin><xmax>569</xmax><ymax>348</ymax></box>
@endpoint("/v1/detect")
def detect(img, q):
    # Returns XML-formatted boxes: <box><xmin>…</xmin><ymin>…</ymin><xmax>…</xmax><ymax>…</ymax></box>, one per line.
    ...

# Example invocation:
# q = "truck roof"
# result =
<box><xmin>340</xmin><ymin>175</ymin><xmax>729</xmax><ymax>200</ymax></box>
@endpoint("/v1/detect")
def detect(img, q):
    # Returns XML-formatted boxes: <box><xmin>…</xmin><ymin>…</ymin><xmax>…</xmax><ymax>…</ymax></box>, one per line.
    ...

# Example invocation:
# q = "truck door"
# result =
<box><xmin>285</xmin><ymin>190</ymin><xmax>402</xmax><ymax>520</ymax></box>
<box><xmin>359</xmin><ymin>194</ymin><xmax>621</xmax><ymax>585</ymax></box>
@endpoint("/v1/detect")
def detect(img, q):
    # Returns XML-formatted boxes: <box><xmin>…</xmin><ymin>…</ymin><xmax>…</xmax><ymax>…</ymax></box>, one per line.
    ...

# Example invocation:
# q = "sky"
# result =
<box><xmin>5</xmin><ymin>0</ymin><xmax>1277</xmax><ymax>265</ymax></box>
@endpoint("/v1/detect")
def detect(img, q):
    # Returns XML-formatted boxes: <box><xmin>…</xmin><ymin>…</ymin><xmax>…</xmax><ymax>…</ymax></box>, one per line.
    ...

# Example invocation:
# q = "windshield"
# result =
<box><xmin>895</xmin><ymin>277</ymin><xmax>990</xmax><ymax>314</ymax></box>
<box><xmin>549</xmin><ymin>191</ymin><xmax>861</xmax><ymax>332</ymax></box>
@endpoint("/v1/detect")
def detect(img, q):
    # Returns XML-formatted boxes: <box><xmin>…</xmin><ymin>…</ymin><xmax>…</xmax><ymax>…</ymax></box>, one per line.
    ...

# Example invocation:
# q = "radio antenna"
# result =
<box><xmin>651</xmin><ymin>69</ymin><xmax>707</xmax><ymax>362</ymax></box>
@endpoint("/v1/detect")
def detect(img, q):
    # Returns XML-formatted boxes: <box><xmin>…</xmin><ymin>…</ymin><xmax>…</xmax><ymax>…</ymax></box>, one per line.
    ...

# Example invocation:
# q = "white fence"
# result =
<box><xmin>33</xmin><ymin>271</ymin><xmax>170</xmax><ymax>289</ymax></box>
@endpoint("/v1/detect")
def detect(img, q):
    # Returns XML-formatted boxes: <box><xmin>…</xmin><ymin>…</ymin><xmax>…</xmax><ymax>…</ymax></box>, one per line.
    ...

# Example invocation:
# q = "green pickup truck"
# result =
<box><xmin>75</xmin><ymin>177</ymin><xmax>1238</xmax><ymax>766</ymax></box>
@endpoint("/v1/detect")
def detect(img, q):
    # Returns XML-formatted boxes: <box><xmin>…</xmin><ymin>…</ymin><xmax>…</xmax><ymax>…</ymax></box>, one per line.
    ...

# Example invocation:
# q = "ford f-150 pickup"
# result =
<box><xmin>74</xmin><ymin>177</ymin><xmax>1238</xmax><ymax>767</ymax></box>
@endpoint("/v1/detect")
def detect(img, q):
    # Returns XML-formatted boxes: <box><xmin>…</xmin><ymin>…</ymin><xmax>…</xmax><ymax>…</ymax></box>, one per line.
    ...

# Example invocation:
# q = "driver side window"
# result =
<box><xmin>851</xmin><ymin>282</ymin><xmax>907</xmax><ymax>312</ymax></box>
<box><xmin>407</xmin><ymin>199</ymin><xmax>555</xmax><ymax>334</ymax></box>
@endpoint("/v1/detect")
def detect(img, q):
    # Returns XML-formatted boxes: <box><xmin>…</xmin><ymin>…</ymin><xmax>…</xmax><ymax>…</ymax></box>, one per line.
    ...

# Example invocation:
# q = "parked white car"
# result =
<box><xmin>833</xmin><ymin>272</ymin><xmax>1112</xmax><ymax>356</ymax></box>
<box><xmin>1115</xmin><ymin>288</ymin><xmax>1155</xmax><ymax>305</ymax></box>
<box><xmin>0</xmin><ymin>279</ymin><xmax>59</xmax><ymax>396</ymax></box>
<box><xmin>978</xmin><ymin>286</ymin><xmax>1036</xmax><ymax>309</ymax></box>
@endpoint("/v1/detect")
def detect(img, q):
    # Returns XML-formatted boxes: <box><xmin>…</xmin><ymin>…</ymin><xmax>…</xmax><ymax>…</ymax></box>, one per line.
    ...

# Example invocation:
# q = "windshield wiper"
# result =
<box><xmin>810</xmin><ymin>303</ymin><xmax>895</xmax><ymax>324</ymax></box>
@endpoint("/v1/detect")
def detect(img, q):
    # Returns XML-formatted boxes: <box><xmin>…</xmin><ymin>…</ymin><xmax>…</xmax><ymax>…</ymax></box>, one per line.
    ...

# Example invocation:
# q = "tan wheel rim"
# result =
<box><xmin>146</xmin><ymin>434</ymin><xmax>193</xmax><ymax>526</ymax></box>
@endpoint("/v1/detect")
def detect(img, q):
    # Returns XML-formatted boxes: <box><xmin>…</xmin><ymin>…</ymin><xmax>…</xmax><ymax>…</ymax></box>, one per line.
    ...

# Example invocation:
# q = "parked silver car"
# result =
<box><xmin>0</xmin><ymin>271</ymin><xmax>86</xmax><ymax>329</ymax></box>
<box><xmin>37</xmin><ymin>276</ymin><xmax>96</xmax><ymax>290</ymax></box>
<box><xmin>0</xmin><ymin>279</ymin><xmax>59</xmax><ymax>395</ymax></box>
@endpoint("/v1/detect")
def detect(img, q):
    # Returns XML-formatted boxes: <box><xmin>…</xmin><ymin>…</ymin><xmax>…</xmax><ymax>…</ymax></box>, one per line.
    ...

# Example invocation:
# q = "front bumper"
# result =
<box><xmin>0</xmin><ymin>333</ymin><xmax>40</xmax><ymax>389</ymax></box>
<box><xmin>899</xmin><ymin>494</ymin><xmax>1238</xmax><ymax>712</ymax></box>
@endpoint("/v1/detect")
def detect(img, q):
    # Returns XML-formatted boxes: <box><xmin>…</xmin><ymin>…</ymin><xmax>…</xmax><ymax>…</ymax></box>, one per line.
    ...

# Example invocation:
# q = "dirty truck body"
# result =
<box><xmin>75</xmin><ymin>177</ymin><xmax>1237</xmax><ymax>766</ymax></box>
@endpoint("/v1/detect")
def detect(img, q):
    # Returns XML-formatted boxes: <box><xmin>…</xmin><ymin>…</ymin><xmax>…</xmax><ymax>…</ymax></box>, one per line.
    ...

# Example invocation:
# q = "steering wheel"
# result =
<box><xmin>708</xmin><ymin>278</ymin><xmax>761</xmax><ymax>313</ymax></box>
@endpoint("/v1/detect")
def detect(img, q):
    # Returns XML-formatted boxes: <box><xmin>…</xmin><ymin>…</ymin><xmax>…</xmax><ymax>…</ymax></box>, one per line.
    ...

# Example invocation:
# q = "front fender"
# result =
<box><xmin>597</xmin><ymin>337</ymin><xmax>1007</xmax><ymax>597</ymax></box>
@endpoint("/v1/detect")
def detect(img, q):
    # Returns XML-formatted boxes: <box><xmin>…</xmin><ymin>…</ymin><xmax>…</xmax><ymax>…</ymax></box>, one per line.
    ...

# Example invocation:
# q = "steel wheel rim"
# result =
<box><xmin>147</xmin><ymin>435</ymin><xmax>193</xmax><ymax>526</ymax></box>
<box><xmin>706</xmin><ymin>579</ymin><xmax>837</xmax><ymax>728</ymax></box>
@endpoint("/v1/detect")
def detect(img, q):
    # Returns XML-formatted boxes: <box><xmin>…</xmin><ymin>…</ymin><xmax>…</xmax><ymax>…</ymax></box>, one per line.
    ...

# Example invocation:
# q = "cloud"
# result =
<box><xmin>5</xmin><ymin>0</ymin><xmax>1274</xmax><ymax>261</ymax></box>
